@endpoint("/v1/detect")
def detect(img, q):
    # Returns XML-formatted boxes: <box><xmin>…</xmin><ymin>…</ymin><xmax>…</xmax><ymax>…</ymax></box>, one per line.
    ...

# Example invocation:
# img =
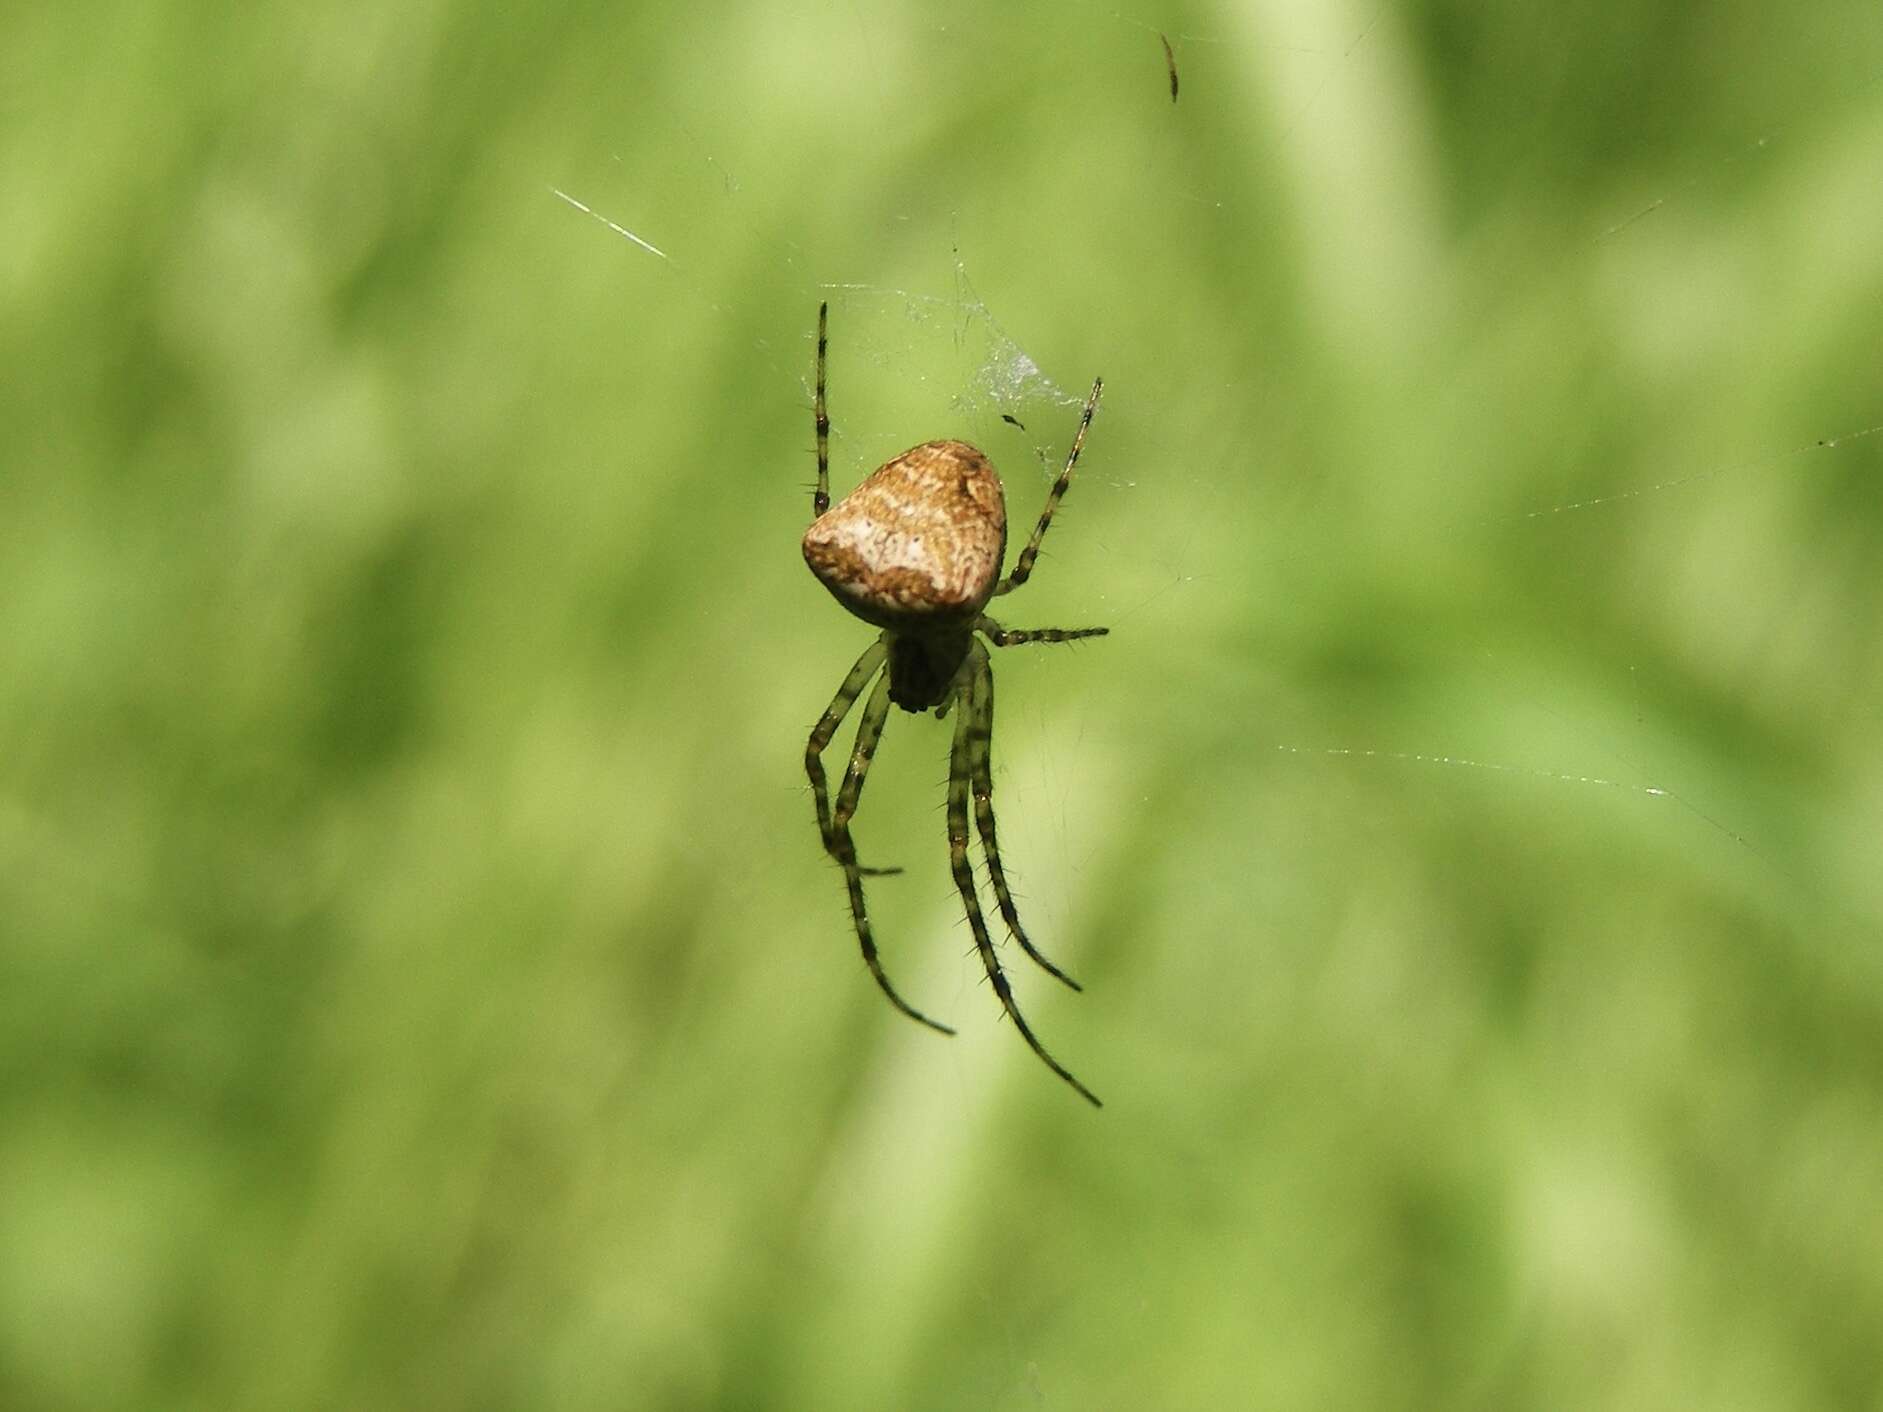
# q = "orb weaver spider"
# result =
<box><xmin>801</xmin><ymin>302</ymin><xmax>1108</xmax><ymax>1107</ymax></box>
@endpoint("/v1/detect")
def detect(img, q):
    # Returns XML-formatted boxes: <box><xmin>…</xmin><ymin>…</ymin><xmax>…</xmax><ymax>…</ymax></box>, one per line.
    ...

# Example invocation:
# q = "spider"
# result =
<box><xmin>801</xmin><ymin>301</ymin><xmax>1108</xmax><ymax>1107</ymax></box>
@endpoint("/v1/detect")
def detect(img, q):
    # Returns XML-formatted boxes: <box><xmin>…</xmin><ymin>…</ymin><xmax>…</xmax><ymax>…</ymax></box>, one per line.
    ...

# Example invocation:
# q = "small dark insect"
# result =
<box><xmin>1160</xmin><ymin>32</ymin><xmax>1178</xmax><ymax>103</ymax></box>
<box><xmin>802</xmin><ymin>302</ymin><xmax>1108</xmax><ymax>1106</ymax></box>
<box><xmin>1000</xmin><ymin>412</ymin><xmax>1027</xmax><ymax>432</ymax></box>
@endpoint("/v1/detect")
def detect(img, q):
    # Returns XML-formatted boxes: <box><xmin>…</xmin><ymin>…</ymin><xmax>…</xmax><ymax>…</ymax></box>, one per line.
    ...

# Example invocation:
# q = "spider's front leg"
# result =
<box><xmin>805</xmin><ymin>640</ymin><xmax>901</xmax><ymax>878</ymax></box>
<box><xmin>805</xmin><ymin>642</ymin><xmax>952</xmax><ymax>1036</ymax></box>
<box><xmin>963</xmin><ymin>651</ymin><xmax>1082</xmax><ymax>992</ymax></box>
<box><xmin>828</xmin><ymin>670</ymin><xmax>896</xmax><ymax>873</ymax></box>
<box><xmin>946</xmin><ymin>647</ymin><xmax>1101</xmax><ymax>1107</ymax></box>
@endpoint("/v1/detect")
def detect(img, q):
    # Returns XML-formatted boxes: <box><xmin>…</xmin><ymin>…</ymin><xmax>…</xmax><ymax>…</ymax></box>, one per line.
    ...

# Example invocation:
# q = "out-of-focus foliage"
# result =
<box><xmin>4</xmin><ymin>1</ymin><xmax>1882</xmax><ymax>1407</ymax></box>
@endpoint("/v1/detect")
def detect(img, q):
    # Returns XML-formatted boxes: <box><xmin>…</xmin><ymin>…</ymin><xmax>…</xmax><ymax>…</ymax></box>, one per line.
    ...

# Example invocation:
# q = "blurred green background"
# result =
<box><xmin>6</xmin><ymin>0</ymin><xmax>1883</xmax><ymax>1406</ymax></box>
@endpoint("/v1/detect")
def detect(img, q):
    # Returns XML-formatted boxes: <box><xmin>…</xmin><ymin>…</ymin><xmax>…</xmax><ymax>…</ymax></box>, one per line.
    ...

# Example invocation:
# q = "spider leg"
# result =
<box><xmin>965</xmin><ymin>649</ymin><xmax>1082</xmax><ymax>992</ymax></box>
<box><xmin>995</xmin><ymin>375</ymin><xmax>1102</xmax><ymax>596</ymax></box>
<box><xmin>805</xmin><ymin>639</ymin><xmax>900</xmax><ymax>877</ymax></box>
<box><xmin>948</xmin><ymin>650</ymin><xmax>1100</xmax><ymax>1106</ymax></box>
<box><xmin>831</xmin><ymin>666</ymin><xmax>893</xmax><ymax>849</ymax></box>
<box><xmin>812</xmin><ymin>301</ymin><xmax>831</xmax><ymax>519</ymax></box>
<box><xmin>807</xmin><ymin>643</ymin><xmax>953</xmax><ymax>1036</ymax></box>
<box><xmin>977</xmin><ymin>615</ymin><xmax>1109</xmax><ymax>648</ymax></box>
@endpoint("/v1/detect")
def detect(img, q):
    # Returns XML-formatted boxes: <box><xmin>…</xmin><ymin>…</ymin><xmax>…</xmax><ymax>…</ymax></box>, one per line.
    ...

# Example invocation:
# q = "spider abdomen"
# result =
<box><xmin>802</xmin><ymin>440</ymin><xmax>1007</xmax><ymax>632</ymax></box>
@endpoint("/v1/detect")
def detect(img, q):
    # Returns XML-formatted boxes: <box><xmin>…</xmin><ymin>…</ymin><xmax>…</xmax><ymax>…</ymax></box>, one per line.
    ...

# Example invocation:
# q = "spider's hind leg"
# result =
<box><xmin>811</xmin><ymin>301</ymin><xmax>832</xmax><ymax>520</ymax></box>
<box><xmin>996</xmin><ymin>375</ymin><xmax>1103</xmax><ymax>596</ymax></box>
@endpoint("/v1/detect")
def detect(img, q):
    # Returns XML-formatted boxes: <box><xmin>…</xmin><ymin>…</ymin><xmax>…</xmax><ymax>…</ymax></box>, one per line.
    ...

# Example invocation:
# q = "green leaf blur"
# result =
<box><xmin>4</xmin><ymin>2</ymin><xmax>1882</xmax><ymax>1408</ymax></box>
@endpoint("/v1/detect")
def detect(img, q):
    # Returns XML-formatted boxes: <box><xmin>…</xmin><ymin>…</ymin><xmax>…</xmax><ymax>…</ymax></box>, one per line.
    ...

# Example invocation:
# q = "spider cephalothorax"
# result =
<box><xmin>801</xmin><ymin>301</ymin><xmax>1108</xmax><ymax>1106</ymax></box>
